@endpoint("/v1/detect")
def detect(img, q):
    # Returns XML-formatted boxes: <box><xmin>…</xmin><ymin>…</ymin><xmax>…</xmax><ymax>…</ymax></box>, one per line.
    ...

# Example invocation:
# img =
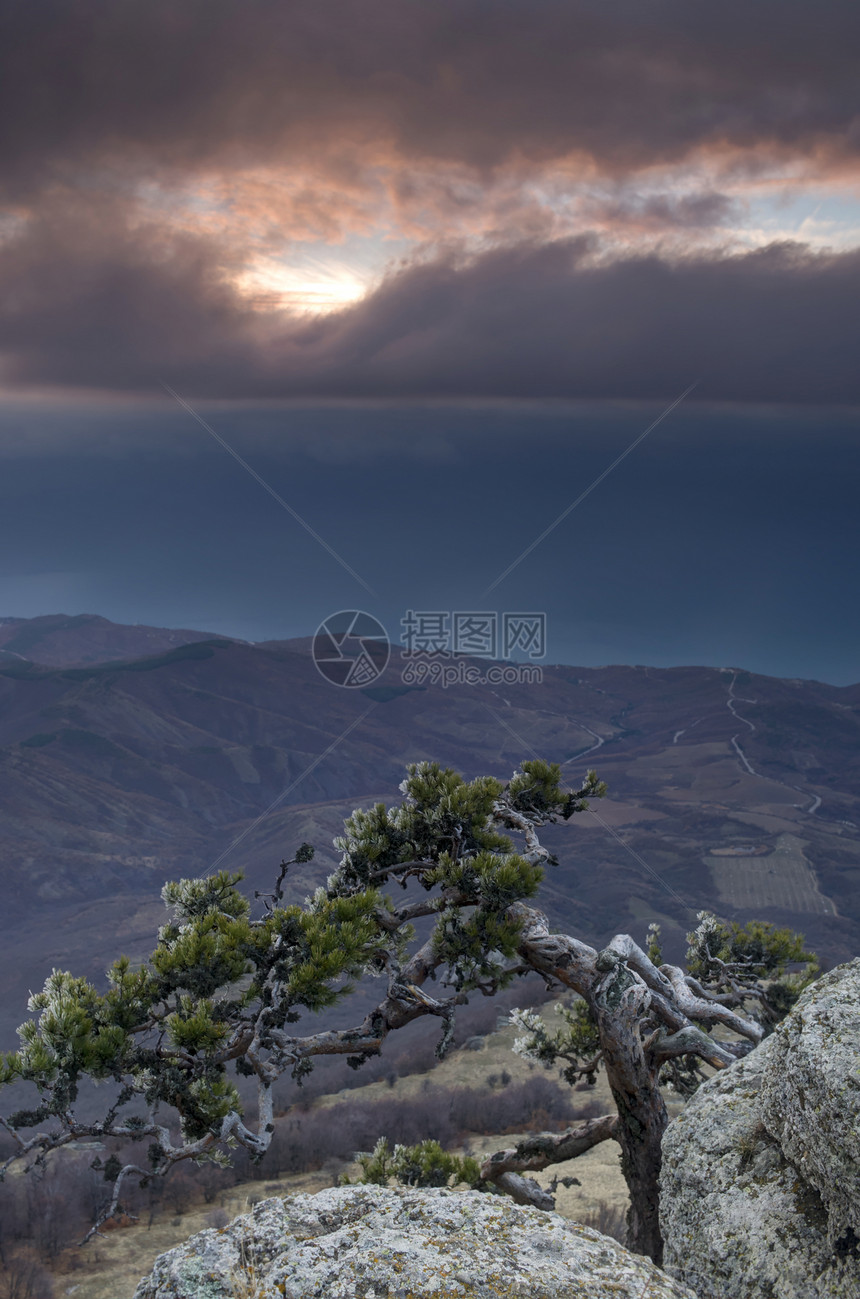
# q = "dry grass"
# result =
<box><xmin>50</xmin><ymin>1168</ymin><xmax>336</xmax><ymax>1299</ymax></box>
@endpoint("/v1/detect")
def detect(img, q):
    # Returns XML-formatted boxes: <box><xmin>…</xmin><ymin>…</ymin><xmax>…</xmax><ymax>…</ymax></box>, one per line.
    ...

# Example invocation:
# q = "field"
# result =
<box><xmin>705</xmin><ymin>832</ymin><xmax>837</xmax><ymax>915</ymax></box>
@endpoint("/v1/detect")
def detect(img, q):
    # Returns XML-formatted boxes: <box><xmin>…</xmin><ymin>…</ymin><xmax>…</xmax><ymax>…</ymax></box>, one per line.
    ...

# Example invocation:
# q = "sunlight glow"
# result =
<box><xmin>236</xmin><ymin>255</ymin><xmax>370</xmax><ymax>314</ymax></box>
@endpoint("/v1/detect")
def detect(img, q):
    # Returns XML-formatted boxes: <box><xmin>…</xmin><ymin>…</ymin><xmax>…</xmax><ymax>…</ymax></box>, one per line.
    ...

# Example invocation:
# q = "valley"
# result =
<box><xmin>0</xmin><ymin>618</ymin><xmax>857</xmax><ymax>1051</ymax></box>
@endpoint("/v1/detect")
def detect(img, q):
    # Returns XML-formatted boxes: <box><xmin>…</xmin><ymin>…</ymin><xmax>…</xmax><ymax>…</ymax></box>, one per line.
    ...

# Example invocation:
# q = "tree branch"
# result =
<box><xmin>509</xmin><ymin>904</ymin><xmax>600</xmax><ymax>997</ymax></box>
<box><xmin>480</xmin><ymin>1114</ymin><xmax>619</xmax><ymax>1181</ymax></box>
<box><xmin>658</xmin><ymin>965</ymin><xmax>765</xmax><ymax>1042</ymax></box>
<box><xmin>646</xmin><ymin>1024</ymin><xmax>736</xmax><ymax>1069</ymax></box>
<box><xmin>79</xmin><ymin>1163</ymin><xmax>149</xmax><ymax>1244</ymax></box>
<box><xmin>492</xmin><ymin>1172</ymin><xmax>556</xmax><ymax>1210</ymax></box>
<box><xmin>492</xmin><ymin>802</ymin><xmax>551</xmax><ymax>866</ymax></box>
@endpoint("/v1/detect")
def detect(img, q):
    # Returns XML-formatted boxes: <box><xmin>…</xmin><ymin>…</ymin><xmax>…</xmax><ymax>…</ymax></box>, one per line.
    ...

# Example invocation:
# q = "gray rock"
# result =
<box><xmin>134</xmin><ymin>1184</ymin><xmax>699</xmax><ymax>1299</ymax></box>
<box><xmin>760</xmin><ymin>959</ymin><xmax>860</xmax><ymax>1247</ymax></box>
<box><xmin>660</xmin><ymin>958</ymin><xmax>860</xmax><ymax>1299</ymax></box>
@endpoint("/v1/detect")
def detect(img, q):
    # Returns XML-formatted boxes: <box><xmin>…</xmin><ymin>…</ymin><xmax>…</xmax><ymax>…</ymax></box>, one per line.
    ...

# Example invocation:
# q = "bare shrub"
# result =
<box><xmin>580</xmin><ymin>1199</ymin><xmax>628</xmax><ymax>1246</ymax></box>
<box><xmin>0</xmin><ymin>1245</ymin><xmax>55</xmax><ymax>1299</ymax></box>
<box><xmin>256</xmin><ymin>1076</ymin><xmax>583</xmax><ymax>1180</ymax></box>
<box><xmin>161</xmin><ymin>1165</ymin><xmax>198</xmax><ymax>1216</ymax></box>
<box><xmin>25</xmin><ymin>1156</ymin><xmax>95</xmax><ymax>1262</ymax></box>
<box><xmin>0</xmin><ymin>1177</ymin><xmax>30</xmax><ymax>1263</ymax></box>
<box><xmin>196</xmin><ymin>1162</ymin><xmax>232</xmax><ymax>1204</ymax></box>
<box><xmin>450</xmin><ymin>1076</ymin><xmax>579</xmax><ymax>1136</ymax></box>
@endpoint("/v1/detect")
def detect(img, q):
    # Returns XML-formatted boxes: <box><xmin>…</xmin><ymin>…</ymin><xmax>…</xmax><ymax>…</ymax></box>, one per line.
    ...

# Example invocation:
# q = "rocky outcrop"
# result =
<box><xmin>134</xmin><ymin>1183</ymin><xmax>699</xmax><ymax>1298</ymax></box>
<box><xmin>660</xmin><ymin>958</ymin><xmax>860</xmax><ymax>1299</ymax></box>
<box><xmin>760</xmin><ymin>961</ymin><xmax>860</xmax><ymax>1249</ymax></box>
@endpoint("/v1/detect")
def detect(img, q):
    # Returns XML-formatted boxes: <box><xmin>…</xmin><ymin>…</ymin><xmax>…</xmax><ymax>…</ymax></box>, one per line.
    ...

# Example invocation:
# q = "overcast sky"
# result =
<box><xmin>0</xmin><ymin>0</ymin><xmax>858</xmax><ymax>682</ymax></box>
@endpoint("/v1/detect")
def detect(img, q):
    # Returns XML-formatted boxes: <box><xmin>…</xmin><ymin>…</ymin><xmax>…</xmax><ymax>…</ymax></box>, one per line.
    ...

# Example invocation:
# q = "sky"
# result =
<box><xmin>0</xmin><ymin>0</ymin><xmax>858</xmax><ymax>682</ymax></box>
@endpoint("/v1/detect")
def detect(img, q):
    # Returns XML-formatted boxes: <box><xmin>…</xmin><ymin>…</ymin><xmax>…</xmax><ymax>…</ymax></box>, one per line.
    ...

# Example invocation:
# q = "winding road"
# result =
<box><xmin>561</xmin><ymin>721</ymin><xmax>605</xmax><ymax>765</ymax></box>
<box><xmin>723</xmin><ymin>670</ymin><xmax>822</xmax><ymax>815</ymax></box>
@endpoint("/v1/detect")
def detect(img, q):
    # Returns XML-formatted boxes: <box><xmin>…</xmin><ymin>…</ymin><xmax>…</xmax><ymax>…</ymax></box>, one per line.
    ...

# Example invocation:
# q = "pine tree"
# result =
<box><xmin>0</xmin><ymin>760</ymin><xmax>817</xmax><ymax>1262</ymax></box>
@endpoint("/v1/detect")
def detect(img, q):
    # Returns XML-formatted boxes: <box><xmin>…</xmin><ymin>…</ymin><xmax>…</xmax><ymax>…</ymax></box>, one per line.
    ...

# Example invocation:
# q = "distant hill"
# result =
<box><xmin>0</xmin><ymin>615</ymin><xmax>858</xmax><ymax>1049</ymax></box>
<box><xmin>0</xmin><ymin>612</ymin><xmax>234</xmax><ymax>667</ymax></box>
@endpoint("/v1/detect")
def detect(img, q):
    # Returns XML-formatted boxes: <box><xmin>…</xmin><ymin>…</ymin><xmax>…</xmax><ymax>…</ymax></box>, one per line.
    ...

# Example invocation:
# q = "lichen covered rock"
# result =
<box><xmin>134</xmin><ymin>1183</ymin><xmax>699</xmax><ymax>1298</ymax></box>
<box><xmin>660</xmin><ymin>958</ymin><xmax>860</xmax><ymax>1299</ymax></box>
<box><xmin>760</xmin><ymin>959</ymin><xmax>860</xmax><ymax>1248</ymax></box>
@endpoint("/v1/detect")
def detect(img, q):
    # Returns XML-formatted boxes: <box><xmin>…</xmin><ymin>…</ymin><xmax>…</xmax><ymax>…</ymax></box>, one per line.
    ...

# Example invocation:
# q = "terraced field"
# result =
<box><xmin>705</xmin><ymin>833</ymin><xmax>836</xmax><ymax>915</ymax></box>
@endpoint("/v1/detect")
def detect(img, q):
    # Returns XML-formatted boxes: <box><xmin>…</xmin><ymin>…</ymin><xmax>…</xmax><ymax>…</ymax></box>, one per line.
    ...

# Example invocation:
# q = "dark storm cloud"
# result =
<box><xmin>0</xmin><ymin>194</ymin><xmax>262</xmax><ymax>390</ymax></box>
<box><xmin>268</xmin><ymin>239</ymin><xmax>860</xmax><ymax>404</ymax></box>
<box><xmin>2</xmin><ymin>215</ymin><xmax>858</xmax><ymax>403</ymax></box>
<box><xmin>0</xmin><ymin>0</ymin><xmax>858</xmax><ymax>197</ymax></box>
<box><xmin>293</xmin><ymin>240</ymin><xmax>860</xmax><ymax>405</ymax></box>
<box><xmin>1</xmin><ymin>0</ymin><xmax>858</xmax><ymax>404</ymax></box>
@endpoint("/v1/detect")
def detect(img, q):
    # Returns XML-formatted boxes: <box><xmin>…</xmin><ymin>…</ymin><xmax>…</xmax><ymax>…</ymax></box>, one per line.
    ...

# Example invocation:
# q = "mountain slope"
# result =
<box><xmin>0</xmin><ymin>623</ymin><xmax>858</xmax><ymax>1048</ymax></box>
<box><xmin>0</xmin><ymin>612</ymin><xmax>230</xmax><ymax>667</ymax></box>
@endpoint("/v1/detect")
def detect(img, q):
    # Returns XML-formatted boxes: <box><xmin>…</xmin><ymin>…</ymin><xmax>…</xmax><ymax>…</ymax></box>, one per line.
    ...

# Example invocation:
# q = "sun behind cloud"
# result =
<box><xmin>235</xmin><ymin>253</ymin><xmax>370</xmax><ymax>314</ymax></box>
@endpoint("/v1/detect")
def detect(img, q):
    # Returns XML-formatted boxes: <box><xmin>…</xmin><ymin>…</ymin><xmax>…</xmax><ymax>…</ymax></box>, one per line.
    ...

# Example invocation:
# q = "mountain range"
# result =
<box><xmin>1</xmin><ymin>614</ymin><xmax>858</xmax><ymax>1050</ymax></box>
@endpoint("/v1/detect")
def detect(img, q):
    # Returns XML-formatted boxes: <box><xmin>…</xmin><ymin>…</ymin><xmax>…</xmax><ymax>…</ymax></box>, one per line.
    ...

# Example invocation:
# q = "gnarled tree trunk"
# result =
<box><xmin>592</xmin><ymin>949</ymin><xmax>667</xmax><ymax>1263</ymax></box>
<box><xmin>509</xmin><ymin>906</ymin><xmax>674</xmax><ymax>1261</ymax></box>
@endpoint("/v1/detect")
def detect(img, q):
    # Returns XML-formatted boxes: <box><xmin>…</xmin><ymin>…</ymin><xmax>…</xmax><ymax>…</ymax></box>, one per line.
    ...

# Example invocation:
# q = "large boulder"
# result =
<box><xmin>660</xmin><ymin>958</ymin><xmax>860</xmax><ymax>1299</ymax></box>
<box><xmin>760</xmin><ymin>961</ymin><xmax>860</xmax><ymax>1248</ymax></box>
<box><xmin>134</xmin><ymin>1183</ymin><xmax>698</xmax><ymax>1298</ymax></box>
